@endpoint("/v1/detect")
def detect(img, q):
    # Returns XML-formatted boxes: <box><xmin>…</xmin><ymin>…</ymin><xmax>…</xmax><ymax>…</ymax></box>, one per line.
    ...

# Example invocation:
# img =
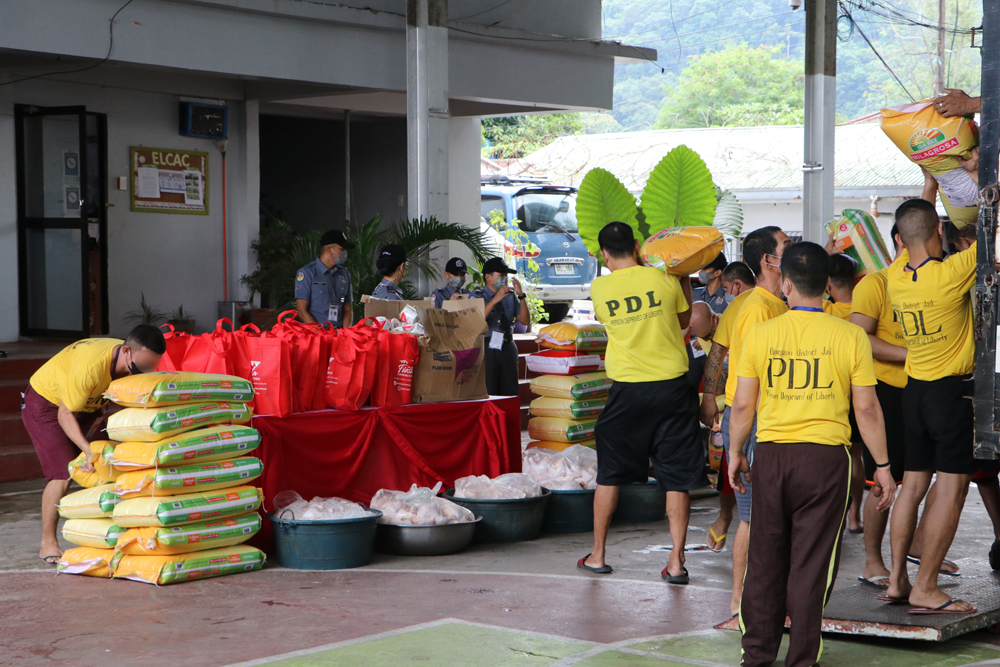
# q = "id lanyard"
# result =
<box><xmin>790</xmin><ymin>306</ymin><xmax>824</xmax><ymax>313</ymax></box>
<box><xmin>904</xmin><ymin>256</ymin><xmax>942</xmax><ymax>282</ymax></box>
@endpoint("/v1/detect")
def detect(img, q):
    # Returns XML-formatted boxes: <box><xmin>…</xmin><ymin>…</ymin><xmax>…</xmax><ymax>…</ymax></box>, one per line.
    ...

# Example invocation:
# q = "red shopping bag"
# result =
<box><xmin>157</xmin><ymin>324</ymin><xmax>195</xmax><ymax>372</ymax></box>
<box><xmin>271</xmin><ymin>310</ymin><xmax>325</xmax><ymax>414</ymax></box>
<box><xmin>325</xmin><ymin>325</ymin><xmax>379</xmax><ymax>411</ymax></box>
<box><xmin>371</xmin><ymin>330</ymin><xmax>420</xmax><ymax>407</ymax></box>
<box><xmin>162</xmin><ymin>320</ymin><xmax>234</xmax><ymax>374</ymax></box>
<box><xmin>311</xmin><ymin>324</ymin><xmax>337</xmax><ymax>411</ymax></box>
<box><xmin>238</xmin><ymin>329</ymin><xmax>293</xmax><ymax>417</ymax></box>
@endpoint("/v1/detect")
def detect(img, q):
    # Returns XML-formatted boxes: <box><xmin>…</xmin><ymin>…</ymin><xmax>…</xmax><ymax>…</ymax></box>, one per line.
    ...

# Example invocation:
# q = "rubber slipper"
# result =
<box><xmin>40</xmin><ymin>555</ymin><xmax>60</xmax><ymax>565</ymax></box>
<box><xmin>858</xmin><ymin>576</ymin><xmax>890</xmax><ymax>590</ymax></box>
<box><xmin>876</xmin><ymin>594</ymin><xmax>908</xmax><ymax>604</ymax></box>
<box><xmin>577</xmin><ymin>554</ymin><xmax>612</xmax><ymax>574</ymax></box>
<box><xmin>661</xmin><ymin>565</ymin><xmax>689</xmax><ymax>585</ymax></box>
<box><xmin>848</xmin><ymin>527</ymin><xmax>864</xmax><ymax>534</ymax></box>
<box><xmin>906</xmin><ymin>555</ymin><xmax>961</xmax><ymax>576</ymax></box>
<box><xmin>908</xmin><ymin>599</ymin><xmax>977</xmax><ymax>615</ymax></box>
<box><xmin>990</xmin><ymin>540</ymin><xmax>1000</xmax><ymax>571</ymax></box>
<box><xmin>707</xmin><ymin>527</ymin><xmax>727</xmax><ymax>552</ymax></box>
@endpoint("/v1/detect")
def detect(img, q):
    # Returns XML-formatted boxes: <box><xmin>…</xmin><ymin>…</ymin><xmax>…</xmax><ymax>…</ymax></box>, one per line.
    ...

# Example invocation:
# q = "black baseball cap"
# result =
<box><xmin>321</xmin><ymin>229</ymin><xmax>356</xmax><ymax>249</ymax></box>
<box><xmin>445</xmin><ymin>257</ymin><xmax>468</xmax><ymax>274</ymax></box>
<box><xmin>482</xmin><ymin>257</ymin><xmax>516</xmax><ymax>275</ymax></box>
<box><xmin>378</xmin><ymin>244</ymin><xmax>407</xmax><ymax>265</ymax></box>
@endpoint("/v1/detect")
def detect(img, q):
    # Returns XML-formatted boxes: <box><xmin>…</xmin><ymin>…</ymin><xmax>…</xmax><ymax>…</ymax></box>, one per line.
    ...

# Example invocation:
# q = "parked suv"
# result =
<box><xmin>480</xmin><ymin>175</ymin><xmax>598</xmax><ymax>322</ymax></box>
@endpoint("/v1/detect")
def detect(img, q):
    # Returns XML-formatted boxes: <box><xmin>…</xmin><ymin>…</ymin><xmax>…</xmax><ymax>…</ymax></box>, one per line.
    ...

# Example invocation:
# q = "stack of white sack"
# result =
<box><xmin>522</xmin><ymin>445</ymin><xmax>598</xmax><ymax>491</ymax></box>
<box><xmin>371</xmin><ymin>482</ymin><xmax>475</xmax><ymax>525</ymax></box>
<box><xmin>272</xmin><ymin>491</ymin><xmax>375</xmax><ymax>520</ymax></box>
<box><xmin>453</xmin><ymin>473</ymin><xmax>541</xmax><ymax>499</ymax></box>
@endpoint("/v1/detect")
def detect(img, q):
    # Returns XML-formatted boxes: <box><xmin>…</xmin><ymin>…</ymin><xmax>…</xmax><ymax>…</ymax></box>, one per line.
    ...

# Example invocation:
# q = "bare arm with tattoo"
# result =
<box><xmin>699</xmin><ymin>342</ymin><xmax>728</xmax><ymax>427</ymax></box>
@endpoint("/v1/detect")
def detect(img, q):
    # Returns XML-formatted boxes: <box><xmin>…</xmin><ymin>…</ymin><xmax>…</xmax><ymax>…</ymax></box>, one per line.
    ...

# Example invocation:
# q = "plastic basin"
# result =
<box><xmin>443</xmin><ymin>489</ymin><xmax>551</xmax><ymax>543</ymax></box>
<box><xmin>268</xmin><ymin>508</ymin><xmax>382</xmax><ymax>570</ymax></box>
<box><xmin>613</xmin><ymin>479</ymin><xmax>666</xmax><ymax>523</ymax></box>
<box><xmin>374</xmin><ymin>517</ymin><xmax>482</xmax><ymax>556</ymax></box>
<box><xmin>542</xmin><ymin>488</ymin><xmax>595</xmax><ymax>533</ymax></box>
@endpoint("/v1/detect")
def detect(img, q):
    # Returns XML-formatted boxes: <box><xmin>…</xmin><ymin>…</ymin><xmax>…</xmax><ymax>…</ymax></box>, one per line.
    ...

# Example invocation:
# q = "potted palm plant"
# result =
<box><xmin>168</xmin><ymin>305</ymin><xmax>197</xmax><ymax>334</ymax></box>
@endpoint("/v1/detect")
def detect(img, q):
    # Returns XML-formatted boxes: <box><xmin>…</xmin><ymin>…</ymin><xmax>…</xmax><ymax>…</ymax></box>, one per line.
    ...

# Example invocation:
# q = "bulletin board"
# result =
<box><xmin>130</xmin><ymin>146</ymin><xmax>209</xmax><ymax>215</ymax></box>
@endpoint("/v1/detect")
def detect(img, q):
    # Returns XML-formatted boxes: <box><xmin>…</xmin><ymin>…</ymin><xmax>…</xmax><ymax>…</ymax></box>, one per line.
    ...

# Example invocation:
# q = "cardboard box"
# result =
<box><xmin>412</xmin><ymin>307</ymin><xmax>489</xmax><ymax>404</ymax></box>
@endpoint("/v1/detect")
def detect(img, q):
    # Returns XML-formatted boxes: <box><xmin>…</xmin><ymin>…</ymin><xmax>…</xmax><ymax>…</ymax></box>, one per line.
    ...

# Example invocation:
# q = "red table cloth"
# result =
<box><xmin>251</xmin><ymin>396</ymin><xmax>522</xmax><ymax>551</ymax></box>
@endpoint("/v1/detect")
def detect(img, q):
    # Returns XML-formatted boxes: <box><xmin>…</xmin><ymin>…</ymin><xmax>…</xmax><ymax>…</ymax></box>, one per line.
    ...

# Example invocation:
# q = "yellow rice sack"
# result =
<box><xmin>536</xmin><ymin>323</ymin><xmax>608</xmax><ymax>352</ymax></box>
<box><xmin>527</xmin><ymin>438</ymin><xmax>595</xmax><ymax>452</ymax></box>
<box><xmin>113</xmin><ymin>486</ymin><xmax>265</xmax><ymax>527</ymax></box>
<box><xmin>57</xmin><ymin>484</ymin><xmax>122</xmax><ymax>519</ymax></box>
<box><xmin>112</xmin><ymin>545</ymin><xmax>265</xmax><ymax>585</ymax></box>
<box><xmin>57</xmin><ymin>547</ymin><xmax>115</xmax><ymax>578</ymax></box>
<box><xmin>530</xmin><ymin>372</ymin><xmax>611</xmax><ymax>400</ymax></box>
<box><xmin>640</xmin><ymin>227</ymin><xmax>724</xmax><ymax>275</ymax></box>
<box><xmin>105</xmin><ymin>402</ymin><xmax>251</xmax><ymax>442</ymax></box>
<box><xmin>881</xmin><ymin>100</ymin><xmax>979</xmax><ymax>228</ymax></box>
<box><xmin>115</xmin><ymin>513</ymin><xmax>261</xmax><ymax>556</ymax></box>
<box><xmin>114</xmin><ymin>457</ymin><xmax>263</xmax><ymax>499</ymax></box>
<box><xmin>106</xmin><ymin>372</ymin><xmax>254</xmax><ymax>407</ymax></box>
<box><xmin>528</xmin><ymin>416</ymin><xmax>597</xmax><ymax>443</ymax></box>
<box><xmin>68</xmin><ymin>442</ymin><xmax>124</xmax><ymax>488</ymax></box>
<box><xmin>62</xmin><ymin>518</ymin><xmax>127</xmax><ymax>549</ymax></box>
<box><xmin>110</xmin><ymin>425</ymin><xmax>261</xmax><ymax>469</ymax></box>
<box><xmin>823</xmin><ymin>210</ymin><xmax>893</xmax><ymax>278</ymax></box>
<box><xmin>529</xmin><ymin>396</ymin><xmax>606</xmax><ymax>420</ymax></box>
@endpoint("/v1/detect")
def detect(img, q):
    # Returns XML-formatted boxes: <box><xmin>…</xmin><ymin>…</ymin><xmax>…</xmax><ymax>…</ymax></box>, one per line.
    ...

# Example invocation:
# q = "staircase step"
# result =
<box><xmin>0</xmin><ymin>447</ymin><xmax>42</xmax><ymax>483</ymax></box>
<box><xmin>0</xmin><ymin>381</ymin><xmax>27</xmax><ymax>413</ymax></box>
<box><xmin>0</xmin><ymin>358</ymin><xmax>48</xmax><ymax>381</ymax></box>
<box><xmin>0</xmin><ymin>413</ymin><xmax>33</xmax><ymax>452</ymax></box>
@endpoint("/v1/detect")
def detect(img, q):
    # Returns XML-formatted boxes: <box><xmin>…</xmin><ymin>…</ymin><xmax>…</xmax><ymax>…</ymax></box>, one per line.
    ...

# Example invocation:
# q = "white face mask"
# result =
<box><xmin>334</xmin><ymin>250</ymin><xmax>348</xmax><ymax>266</ymax></box>
<box><xmin>448</xmin><ymin>275</ymin><xmax>465</xmax><ymax>289</ymax></box>
<box><xmin>698</xmin><ymin>270</ymin><xmax>714</xmax><ymax>285</ymax></box>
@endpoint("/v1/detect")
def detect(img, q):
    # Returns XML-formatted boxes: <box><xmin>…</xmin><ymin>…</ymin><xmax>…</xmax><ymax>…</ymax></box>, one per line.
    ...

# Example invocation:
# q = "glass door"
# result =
<box><xmin>15</xmin><ymin>105</ymin><xmax>107</xmax><ymax>338</ymax></box>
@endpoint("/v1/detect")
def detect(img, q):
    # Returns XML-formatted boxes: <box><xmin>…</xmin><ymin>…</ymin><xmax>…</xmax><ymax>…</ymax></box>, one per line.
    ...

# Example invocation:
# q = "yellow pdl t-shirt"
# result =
<box><xmin>712</xmin><ymin>289</ymin><xmax>753</xmax><ymax>350</ymax></box>
<box><xmin>30</xmin><ymin>338</ymin><xmax>122</xmax><ymax>413</ymax></box>
<box><xmin>822</xmin><ymin>300</ymin><xmax>852</xmax><ymax>322</ymax></box>
<box><xmin>724</xmin><ymin>287</ymin><xmax>788</xmax><ymax>406</ymax></box>
<box><xmin>851</xmin><ymin>269</ymin><xmax>907</xmax><ymax>388</ymax></box>
<box><xmin>886</xmin><ymin>243</ymin><xmax>976</xmax><ymax>381</ymax></box>
<box><xmin>738</xmin><ymin>310</ymin><xmax>877</xmax><ymax>446</ymax></box>
<box><xmin>592</xmin><ymin>265</ymin><xmax>689</xmax><ymax>382</ymax></box>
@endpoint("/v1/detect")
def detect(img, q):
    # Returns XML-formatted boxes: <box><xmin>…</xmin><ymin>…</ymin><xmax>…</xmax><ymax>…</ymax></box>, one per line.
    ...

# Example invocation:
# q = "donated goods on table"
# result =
<box><xmin>536</xmin><ymin>323</ymin><xmax>608</xmax><ymax>352</ymax></box>
<box><xmin>105</xmin><ymin>372</ymin><xmax>254</xmax><ymax>407</ymax></box>
<box><xmin>61</xmin><ymin>518</ymin><xmax>126</xmax><ymax>549</ymax></box>
<box><xmin>112</xmin><ymin>486</ymin><xmax>264</xmax><ymax>527</ymax></box>
<box><xmin>57</xmin><ymin>547</ymin><xmax>116</xmax><ymax>578</ymax></box>
<box><xmin>530</xmin><ymin>372</ymin><xmax>612</xmax><ymax>401</ymax></box>
<box><xmin>639</xmin><ymin>227</ymin><xmax>725</xmax><ymax>275</ymax></box>
<box><xmin>881</xmin><ymin>100</ymin><xmax>980</xmax><ymax>228</ymax></box>
<box><xmin>113</xmin><ymin>457</ymin><xmax>263</xmax><ymax>498</ymax></box>
<box><xmin>527</xmin><ymin>438</ymin><xmax>596</xmax><ymax>452</ymax></box>
<box><xmin>370</xmin><ymin>483</ymin><xmax>476</xmax><ymax>526</ymax></box>
<box><xmin>68</xmin><ymin>442</ymin><xmax>123</xmax><ymax>488</ymax></box>
<box><xmin>110</xmin><ymin>425</ymin><xmax>261</xmax><ymax>469</ymax></box>
<box><xmin>523</xmin><ymin>445</ymin><xmax>598</xmax><ymax>491</ymax></box>
<box><xmin>105</xmin><ymin>402</ymin><xmax>251</xmax><ymax>442</ymax></box>
<box><xmin>453</xmin><ymin>473</ymin><xmax>542</xmax><ymax>499</ymax></box>
<box><xmin>529</xmin><ymin>396</ymin><xmax>605</xmax><ymax>420</ymax></box>
<box><xmin>528</xmin><ymin>416</ymin><xmax>597</xmax><ymax>443</ymax></box>
<box><xmin>524</xmin><ymin>350</ymin><xmax>604</xmax><ymax>375</ymax></box>
<box><xmin>114</xmin><ymin>513</ymin><xmax>262</xmax><ymax>555</ymax></box>
<box><xmin>57</xmin><ymin>484</ymin><xmax>121</xmax><ymax>519</ymax></box>
<box><xmin>824</xmin><ymin>210</ymin><xmax>893</xmax><ymax>278</ymax></box>
<box><xmin>111</xmin><ymin>545</ymin><xmax>266</xmax><ymax>585</ymax></box>
<box><xmin>271</xmin><ymin>491</ymin><xmax>375</xmax><ymax>521</ymax></box>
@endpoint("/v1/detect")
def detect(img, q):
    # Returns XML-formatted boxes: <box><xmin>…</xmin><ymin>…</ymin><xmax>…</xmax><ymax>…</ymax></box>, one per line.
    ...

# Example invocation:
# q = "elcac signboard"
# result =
<box><xmin>130</xmin><ymin>146</ymin><xmax>208</xmax><ymax>215</ymax></box>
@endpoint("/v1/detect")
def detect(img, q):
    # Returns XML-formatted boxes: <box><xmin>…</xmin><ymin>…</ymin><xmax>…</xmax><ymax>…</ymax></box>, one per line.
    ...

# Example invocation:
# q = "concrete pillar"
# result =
<box><xmin>0</xmin><ymin>113</ymin><xmax>18</xmax><ymax>342</ymax></box>
<box><xmin>442</xmin><ymin>116</ymin><xmax>482</xmax><ymax>279</ymax></box>
<box><xmin>407</xmin><ymin>0</ymin><xmax>449</xmax><ymax>295</ymax></box>
<box><xmin>802</xmin><ymin>0</ymin><xmax>836</xmax><ymax>244</ymax></box>
<box><xmin>229</xmin><ymin>99</ymin><xmax>260</xmax><ymax>304</ymax></box>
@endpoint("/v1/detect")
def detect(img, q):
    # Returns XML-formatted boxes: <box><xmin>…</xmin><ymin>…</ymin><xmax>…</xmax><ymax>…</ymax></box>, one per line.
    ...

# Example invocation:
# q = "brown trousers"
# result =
<box><xmin>739</xmin><ymin>442</ymin><xmax>851</xmax><ymax>667</ymax></box>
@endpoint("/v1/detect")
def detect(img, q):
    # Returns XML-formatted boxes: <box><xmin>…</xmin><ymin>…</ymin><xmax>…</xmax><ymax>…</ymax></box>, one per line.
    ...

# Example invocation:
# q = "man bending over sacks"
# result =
<box><xmin>578</xmin><ymin>221</ymin><xmax>707</xmax><ymax>584</ymax></box>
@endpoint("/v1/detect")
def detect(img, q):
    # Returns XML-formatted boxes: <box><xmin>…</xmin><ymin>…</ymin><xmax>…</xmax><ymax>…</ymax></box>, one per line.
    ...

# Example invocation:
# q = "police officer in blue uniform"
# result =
<box><xmin>371</xmin><ymin>244</ymin><xmax>407</xmax><ymax>301</ymax></box>
<box><xmin>294</xmin><ymin>229</ymin><xmax>355</xmax><ymax>327</ymax></box>
<box><xmin>472</xmin><ymin>257</ymin><xmax>529</xmax><ymax>396</ymax></box>
<box><xmin>431</xmin><ymin>257</ymin><xmax>471</xmax><ymax>308</ymax></box>
<box><xmin>691</xmin><ymin>252</ymin><xmax>733</xmax><ymax>313</ymax></box>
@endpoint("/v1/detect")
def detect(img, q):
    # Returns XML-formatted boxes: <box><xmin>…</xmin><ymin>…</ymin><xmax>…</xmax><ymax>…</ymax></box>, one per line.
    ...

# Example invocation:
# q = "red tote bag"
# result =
<box><xmin>325</xmin><ymin>326</ymin><xmax>378</xmax><ymax>411</ymax></box>
<box><xmin>157</xmin><ymin>324</ymin><xmax>195</xmax><ymax>372</ymax></box>
<box><xmin>371</xmin><ymin>331</ymin><xmax>420</xmax><ymax>407</ymax></box>
<box><xmin>239</xmin><ymin>330</ymin><xmax>293</xmax><ymax>417</ymax></box>
<box><xmin>271</xmin><ymin>311</ymin><xmax>324</xmax><ymax>414</ymax></box>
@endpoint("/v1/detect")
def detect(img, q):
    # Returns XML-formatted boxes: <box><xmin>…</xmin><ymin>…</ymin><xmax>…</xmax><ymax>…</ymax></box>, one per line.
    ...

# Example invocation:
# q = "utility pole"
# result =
<box><xmin>802</xmin><ymin>0</ymin><xmax>836</xmax><ymax>243</ymax></box>
<box><xmin>934</xmin><ymin>0</ymin><xmax>946</xmax><ymax>94</ymax></box>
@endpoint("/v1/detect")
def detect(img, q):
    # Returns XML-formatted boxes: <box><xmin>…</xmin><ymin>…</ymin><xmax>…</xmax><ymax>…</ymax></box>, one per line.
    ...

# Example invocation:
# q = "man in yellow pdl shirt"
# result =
<box><xmin>729</xmin><ymin>242</ymin><xmax>895</xmax><ymax>667</ymax></box>
<box><xmin>23</xmin><ymin>325</ymin><xmax>165</xmax><ymax>564</ymax></box>
<box><xmin>581</xmin><ymin>222</ymin><xmax>706</xmax><ymax>585</ymax></box>
<box><xmin>883</xmin><ymin>198</ymin><xmax>977</xmax><ymax>615</ymax></box>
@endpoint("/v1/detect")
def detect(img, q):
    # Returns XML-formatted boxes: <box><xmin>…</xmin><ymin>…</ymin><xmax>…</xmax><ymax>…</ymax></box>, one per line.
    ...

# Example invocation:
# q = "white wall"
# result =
<box><xmin>742</xmin><ymin>196</ymin><xmax>909</xmax><ymax>249</ymax></box>
<box><xmin>0</xmin><ymin>78</ymin><xmax>257</xmax><ymax>341</ymax></box>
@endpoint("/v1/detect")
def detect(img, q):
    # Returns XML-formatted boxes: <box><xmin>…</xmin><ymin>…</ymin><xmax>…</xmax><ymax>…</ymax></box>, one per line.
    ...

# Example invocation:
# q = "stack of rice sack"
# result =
<box><xmin>526</xmin><ymin>323</ymin><xmax>612</xmax><ymax>451</ymax></box>
<box><xmin>57</xmin><ymin>372</ymin><xmax>266</xmax><ymax>584</ymax></box>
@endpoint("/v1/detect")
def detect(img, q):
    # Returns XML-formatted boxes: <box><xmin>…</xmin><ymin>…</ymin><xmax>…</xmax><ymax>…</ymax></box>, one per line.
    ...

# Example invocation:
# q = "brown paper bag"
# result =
<box><xmin>412</xmin><ymin>307</ymin><xmax>489</xmax><ymax>404</ymax></box>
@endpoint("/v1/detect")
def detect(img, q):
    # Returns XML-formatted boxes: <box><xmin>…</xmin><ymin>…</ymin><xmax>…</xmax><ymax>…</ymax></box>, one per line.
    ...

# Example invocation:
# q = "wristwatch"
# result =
<box><xmin>518</xmin><ymin>294</ymin><xmax>527</xmax><ymax>301</ymax></box>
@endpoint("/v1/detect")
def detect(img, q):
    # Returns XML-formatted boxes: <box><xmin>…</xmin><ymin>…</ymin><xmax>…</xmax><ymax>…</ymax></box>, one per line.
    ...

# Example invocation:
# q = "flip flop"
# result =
<box><xmin>661</xmin><ymin>565</ymin><xmax>689</xmax><ymax>585</ymax></box>
<box><xmin>707</xmin><ymin>527</ymin><xmax>727</xmax><ymax>552</ymax></box>
<box><xmin>991</xmin><ymin>540</ymin><xmax>1000</xmax><ymax>571</ymax></box>
<box><xmin>908</xmin><ymin>599</ymin><xmax>977</xmax><ymax>615</ymax></box>
<box><xmin>906</xmin><ymin>555</ymin><xmax>961</xmax><ymax>577</ymax></box>
<box><xmin>848</xmin><ymin>526</ymin><xmax>864</xmax><ymax>534</ymax></box>
<box><xmin>577</xmin><ymin>554</ymin><xmax>612</xmax><ymax>575</ymax></box>
<box><xmin>40</xmin><ymin>555</ymin><xmax>61</xmax><ymax>565</ymax></box>
<box><xmin>858</xmin><ymin>576</ymin><xmax>890</xmax><ymax>590</ymax></box>
<box><xmin>876</xmin><ymin>594</ymin><xmax>908</xmax><ymax>604</ymax></box>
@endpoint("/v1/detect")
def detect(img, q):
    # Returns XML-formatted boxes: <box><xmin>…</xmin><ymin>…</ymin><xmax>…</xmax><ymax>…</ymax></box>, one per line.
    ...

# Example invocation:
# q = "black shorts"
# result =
<box><xmin>862</xmin><ymin>381</ymin><xmax>906</xmax><ymax>483</ymax></box>
<box><xmin>902</xmin><ymin>375</ymin><xmax>975</xmax><ymax>475</ymax></box>
<box><xmin>595</xmin><ymin>377</ymin><xmax>708</xmax><ymax>492</ymax></box>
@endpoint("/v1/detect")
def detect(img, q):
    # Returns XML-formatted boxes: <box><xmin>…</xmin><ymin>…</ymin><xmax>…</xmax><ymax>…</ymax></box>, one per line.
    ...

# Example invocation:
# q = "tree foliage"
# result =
<box><xmin>482</xmin><ymin>113</ymin><xmax>583</xmax><ymax>160</ymax></box>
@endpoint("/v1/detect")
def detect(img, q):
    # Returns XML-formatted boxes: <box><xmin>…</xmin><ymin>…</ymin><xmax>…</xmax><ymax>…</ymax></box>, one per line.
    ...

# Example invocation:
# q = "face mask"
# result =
<box><xmin>129</xmin><ymin>361</ymin><xmax>144</xmax><ymax>375</ymax></box>
<box><xmin>763</xmin><ymin>254</ymin><xmax>781</xmax><ymax>271</ymax></box>
<box><xmin>449</xmin><ymin>275</ymin><xmax>465</xmax><ymax>289</ymax></box>
<box><xmin>494</xmin><ymin>276</ymin><xmax>508</xmax><ymax>289</ymax></box>
<box><xmin>698</xmin><ymin>270</ymin><xmax>713</xmax><ymax>285</ymax></box>
<box><xmin>334</xmin><ymin>250</ymin><xmax>348</xmax><ymax>266</ymax></box>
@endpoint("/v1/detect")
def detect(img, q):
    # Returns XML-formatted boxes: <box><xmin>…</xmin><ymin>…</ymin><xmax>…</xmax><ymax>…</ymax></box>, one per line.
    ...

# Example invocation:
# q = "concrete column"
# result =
<box><xmin>229</xmin><ymin>99</ymin><xmax>260</xmax><ymax>304</ymax></box>
<box><xmin>802</xmin><ymin>0</ymin><xmax>836</xmax><ymax>243</ymax></box>
<box><xmin>0</xmin><ymin>113</ymin><xmax>18</xmax><ymax>342</ymax></box>
<box><xmin>407</xmin><ymin>0</ymin><xmax>449</xmax><ymax>295</ymax></box>
<box><xmin>441</xmin><ymin>116</ymin><xmax>482</xmax><ymax>281</ymax></box>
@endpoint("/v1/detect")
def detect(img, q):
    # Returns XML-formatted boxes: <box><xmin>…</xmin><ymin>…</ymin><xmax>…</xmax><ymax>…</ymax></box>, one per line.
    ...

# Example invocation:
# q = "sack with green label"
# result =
<box><xmin>111</xmin><ymin>545</ymin><xmax>266</xmax><ymax>585</ymax></box>
<box><xmin>114</xmin><ymin>513</ymin><xmax>261</xmax><ymax>555</ymax></box>
<box><xmin>105</xmin><ymin>402</ymin><xmax>251</xmax><ymax>442</ymax></box>
<box><xmin>112</xmin><ymin>486</ymin><xmax>265</xmax><ymax>527</ymax></box>
<box><xmin>62</xmin><ymin>518</ymin><xmax>127</xmax><ymax>549</ymax></box>
<box><xmin>110</xmin><ymin>425</ymin><xmax>260</xmax><ymax>469</ymax></box>
<box><xmin>57</xmin><ymin>484</ymin><xmax>121</xmax><ymax>519</ymax></box>
<box><xmin>113</xmin><ymin>457</ymin><xmax>263</xmax><ymax>499</ymax></box>
<box><xmin>528</xmin><ymin>416</ymin><xmax>597</xmax><ymax>443</ymax></box>
<box><xmin>530</xmin><ymin>372</ymin><xmax>611</xmax><ymax>400</ymax></box>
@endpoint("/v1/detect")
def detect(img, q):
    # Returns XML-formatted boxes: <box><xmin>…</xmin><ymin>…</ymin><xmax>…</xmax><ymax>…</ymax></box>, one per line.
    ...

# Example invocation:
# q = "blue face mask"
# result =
<box><xmin>334</xmin><ymin>250</ymin><xmax>348</xmax><ymax>266</ymax></box>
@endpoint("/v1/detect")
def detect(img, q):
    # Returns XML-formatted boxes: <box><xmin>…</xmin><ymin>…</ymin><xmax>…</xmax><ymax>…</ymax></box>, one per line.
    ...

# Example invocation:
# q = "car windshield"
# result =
<box><xmin>513</xmin><ymin>191</ymin><xmax>578</xmax><ymax>233</ymax></box>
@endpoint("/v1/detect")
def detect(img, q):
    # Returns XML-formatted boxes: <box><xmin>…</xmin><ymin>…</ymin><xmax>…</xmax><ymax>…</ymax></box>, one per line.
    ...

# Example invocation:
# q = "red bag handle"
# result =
<box><xmin>207</xmin><ymin>319</ymin><xmax>233</xmax><ymax>355</ymax></box>
<box><xmin>238</xmin><ymin>323</ymin><xmax>262</xmax><ymax>336</ymax></box>
<box><xmin>277</xmin><ymin>310</ymin><xmax>299</xmax><ymax>323</ymax></box>
<box><xmin>354</xmin><ymin>317</ymin><xmax>383</xmax><ymax>329</ymax></box>
<box><xmin>159</xmin><ymin>323</ymin><xmax>177</xmax><ymax>337</ymax></box>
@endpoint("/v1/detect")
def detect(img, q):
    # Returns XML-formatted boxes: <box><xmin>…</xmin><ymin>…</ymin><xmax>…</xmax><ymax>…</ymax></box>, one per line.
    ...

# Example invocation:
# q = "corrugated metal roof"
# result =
<box><xmin>505</xmin><ymin>123</ymin><xmax>922</xmax><ymax>195</ymax></box>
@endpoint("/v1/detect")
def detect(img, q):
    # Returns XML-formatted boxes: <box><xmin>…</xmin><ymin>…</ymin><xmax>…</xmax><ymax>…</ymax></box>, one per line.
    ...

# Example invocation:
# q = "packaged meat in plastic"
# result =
<box><xmin>370</xmin><ymin>482</ymin><xmax>475</xmax><ymax>526</ymax></box>
<box><xmin>272</xmin><ymin>490</ymin><xmax>373</xmax><ymax>520</ymax></box>
<box><xmin>400</xmin><ymin>305</ymin><xmax>420</xmax><ymax>325</ymax></box>
<box><xmin>523</xmin><ymin>445</ymin><xmax>598</xmax><ymax>490</ymax></box>
<box><xmin>453</xmin><ymin>473</ymin><xmax>541</xmax><ymax>499</ymax></box>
